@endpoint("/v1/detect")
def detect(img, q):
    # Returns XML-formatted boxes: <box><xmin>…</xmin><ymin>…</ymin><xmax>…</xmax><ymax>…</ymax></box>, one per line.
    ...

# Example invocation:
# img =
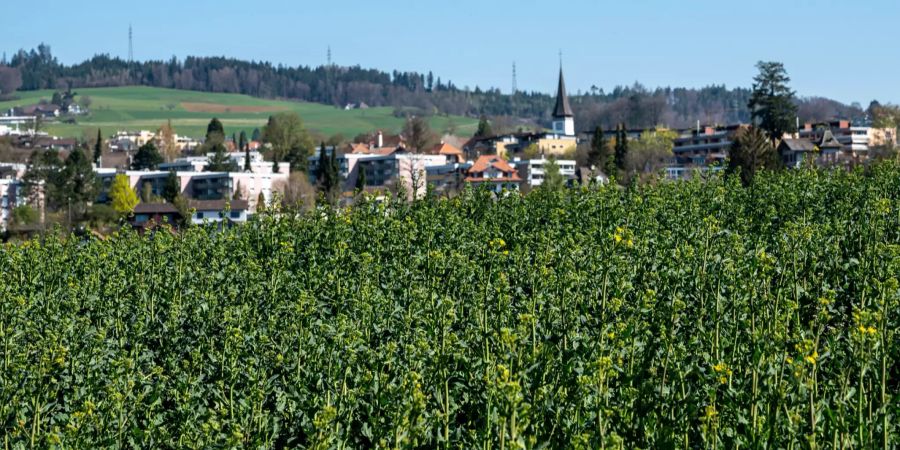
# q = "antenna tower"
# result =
<box><xmin>128</xmin><ymin>25</ymin><xmax>134</xmax><ymax>63</ymax></box>
<box><xmin>327</xmin><ymin>45</ymin><xmax>332</xmax><ymax>66</ymax></box>
<box><xmin>512</xmin><ymin>62</ymin><xmax>518</xmax><ymax>94</ymax></box>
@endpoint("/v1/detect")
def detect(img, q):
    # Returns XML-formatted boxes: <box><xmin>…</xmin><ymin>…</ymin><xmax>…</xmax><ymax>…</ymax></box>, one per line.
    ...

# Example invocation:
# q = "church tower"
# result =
<box><xmin>552</xmin><ymin>66</ymin><xmax>575</xmax><ymax>136</ymax></box>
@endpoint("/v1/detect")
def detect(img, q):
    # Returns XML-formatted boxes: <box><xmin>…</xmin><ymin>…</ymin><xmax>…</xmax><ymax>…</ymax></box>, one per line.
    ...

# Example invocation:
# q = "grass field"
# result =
<box><xmin>0</xmin><ymin>86</ymin><xmax>478</xmax><ymax>140</ymax></box>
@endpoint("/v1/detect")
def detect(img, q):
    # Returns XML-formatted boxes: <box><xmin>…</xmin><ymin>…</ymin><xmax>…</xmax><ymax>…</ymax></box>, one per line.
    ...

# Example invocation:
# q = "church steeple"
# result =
<box><xmin>553</xmin><ymin>67</ymin><xmax>574</xmax><ymax>118</ymax></box>
<box><xmin>552</xmin><ymin>64</ymin><xmax>575</xmax><ymax>136</ymax></box>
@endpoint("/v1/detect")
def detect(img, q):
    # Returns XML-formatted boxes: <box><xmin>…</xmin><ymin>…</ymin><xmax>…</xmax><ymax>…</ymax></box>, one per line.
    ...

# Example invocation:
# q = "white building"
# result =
<box><xmin>514</xmin><ymin>158</ymin><xmax>576</xmax><ymax>187</ymax></box>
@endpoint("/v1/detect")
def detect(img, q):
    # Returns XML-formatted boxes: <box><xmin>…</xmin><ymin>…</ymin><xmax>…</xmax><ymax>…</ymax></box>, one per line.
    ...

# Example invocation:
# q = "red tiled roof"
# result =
<box><xmin>464</xmin><ymin>176</ymin><xmax>522</xmax><ymax>182</ymax></box>
<box><xmin>430</xmin><ymin>142</ymin><xmax>464</xmax><ymax>156</ymax></box>
<box><xmin>469</xmin><ymin>155</ymin><xmax>516</xmax><ymax>174</ymax></box>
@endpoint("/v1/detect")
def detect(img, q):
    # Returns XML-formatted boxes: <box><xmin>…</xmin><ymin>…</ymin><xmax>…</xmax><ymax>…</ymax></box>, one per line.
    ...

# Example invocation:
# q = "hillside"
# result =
<box><xmin>0</xmin><ymin>86</ymin><xmax>478</xmax><ymax>139</ymax></box>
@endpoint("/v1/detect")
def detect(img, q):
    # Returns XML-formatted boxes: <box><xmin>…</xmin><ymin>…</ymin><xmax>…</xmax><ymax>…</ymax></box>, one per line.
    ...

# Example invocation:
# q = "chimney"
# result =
<box><xmin>377</xmin><ymin>130</ymin><xmax>383</xmax><ymax>148</ymax></box>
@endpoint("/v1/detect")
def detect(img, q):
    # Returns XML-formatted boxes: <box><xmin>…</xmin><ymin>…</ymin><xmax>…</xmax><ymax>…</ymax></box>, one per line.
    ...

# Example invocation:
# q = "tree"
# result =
<box><xmin>262</xmin><ymin>112</ymin><xmax>315</xmax><ymax>172</ymax></box>
<box><xmin>251</xmin><ymin>128</ymin><xmax>261</xmax><ymax>142</ymax></box>
<box><xmin>230</xmin><ymin>181</ymin><xmax>242</xmax><ymax>200</ymax></box>
<box><xmin>403</xmin><ymin>116</ymin><xmax>437</xmax><ymax>153</ymax></box>
<box><xmin>355</xmin><ymin>165</ymin><xmax>367</xmax><ymax>191</ymax></box>
<box><xmin>541</xmin><ymin>157</ymin><xmax>566</xmax><ymax>192</ymax></box>
<box><xmin>275</xmin><ymin>172</ymin><xmax>317</xmax><ymax>211</ymax></box>
<box><xmin>93</xmin><ymin>129</ymin><xmax>103</xmax><ymax>165</ymax></box>
<box><xmin>22</xmin><ymin>149</ymin><xmax>64</xmax><ymax>208</ymax></box>
<box><xmin>728</xmin><ymin>126</ymin><xmax>779</xmax><ymax>185</ymax></box>
<box><xmin>141</xmin><ymin>181</ymin><xmax>153</xmax><ymax>203</ymax></box>
<box><xmin>78</xmin><ymin>95</ymin><xmax>92</xmax><ymax>110</ymax></box>
<box><xmin>162</xmin><ymin>171</ymin><xmax>180</xmax><ymax>203</ymax></box>
<box><xmin>624</xmin><ymin>129</ymin><xmax>677</xmax><ymax>177</ymax></box>
<box><xmin>243</xmin><ymin>145</ymin><xmax>251</xmax><ymax>172</ymax></box>
<box><xmin>0</xmin><ymin>66</ymin><xmax>23</xmax><ymax>95</ymax></box>
<box><xmin>132</xmin><ymin>142</ymin><xmax>163</xmax><ymax>170</ymax></box>
<box><xmin>748</xmin><ymin>61</ymin><xmax>798</xmax><ymax>146</ymax></box>
<box><xmin>238</xmin><ymin>131</ymin><xmax>247</xmax><ymax>151</ymax></box>
<box><xmin>206</xmin><ymin>118</ymin><xmax>225</xmax><ymax>142</ymax></box>
<box><xmin>614</xmin><ymin>123</ymin><xmax>629</xmax><ymax>172</ymax></box>
<box><xmin>157</xmin><ymin>120</ymin><xmax>178</xmax><ymax>162</ymax></box>
<box><xmin>475</xmin><ymin>115</ymin><xmax>493</xmax><ymax>138</ymax></box>
<box><xmin>586</xmin><ymin>126</ymin><xmax>605</xmax><ymax>169</ymax></box>
<box><xmin>256</xmin><ymin>191</ymin><xmax>267</xmax><ymax>212</ymax></box>
<box><xmin>316</xmin><ymin>142</ymin><xmax>340</xmax><ymax>204</ymax></box>
<box><xmin>206</xmin><ymin>142</ymin><xmax>237</xmax><ymax>172</ymax></box>
<box><xmin>61</xmin><ymin>148</ymin><xmax>97</xmax><ymax>217</ymax></box>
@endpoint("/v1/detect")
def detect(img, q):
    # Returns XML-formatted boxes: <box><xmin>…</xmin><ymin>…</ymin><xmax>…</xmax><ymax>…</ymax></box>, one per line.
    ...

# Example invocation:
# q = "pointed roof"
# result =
<box><xmin>553</xmin><ymin>67</ymin><xmax>574</xmax><ymax>118</ymax></box>
<box><xmin>818</xmin><ymin>130</ymin><xmax>843</xmax><ymax>149</ymax></box>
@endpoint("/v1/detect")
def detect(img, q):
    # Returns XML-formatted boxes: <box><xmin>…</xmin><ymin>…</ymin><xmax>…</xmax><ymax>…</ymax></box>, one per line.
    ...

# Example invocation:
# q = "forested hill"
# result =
<box><xmin>2</xmin><ymin>44</ymin><xmax>865</xmax><ymax>131</ymax></box>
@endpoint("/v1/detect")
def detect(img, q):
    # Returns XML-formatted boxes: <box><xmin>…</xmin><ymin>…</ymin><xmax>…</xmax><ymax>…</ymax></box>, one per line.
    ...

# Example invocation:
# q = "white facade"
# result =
<box><xmin>552</xmin><ymin>117</ymin><xmax>575</xmax><ymax>137</ymax></box>
<box><xmin>515</xmin><ymin>158</ymin><xmax>576</xmax><ymax>187</ymax></box>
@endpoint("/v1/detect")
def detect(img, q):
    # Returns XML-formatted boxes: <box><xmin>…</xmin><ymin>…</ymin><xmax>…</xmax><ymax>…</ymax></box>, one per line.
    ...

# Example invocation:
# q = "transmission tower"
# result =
<box><xmin>512</xmin><ymin>62</ymin><xmax>518</xmax><ymax>94</ymax></box>
<box><xmin>327</xmin><ymin>45</ymin><xmax>332</xmax><ymax>66</ymax></box>
<box><xmin>128</xmin><ymin>25</ymin><xmax>134</xmax><ymax>63</ymax></box>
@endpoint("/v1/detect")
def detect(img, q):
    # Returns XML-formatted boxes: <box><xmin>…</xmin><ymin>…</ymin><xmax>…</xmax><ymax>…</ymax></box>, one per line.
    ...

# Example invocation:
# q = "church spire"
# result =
<box><xmin>553</xmin><ymin>65</ymin><xmax>574</xmax><ymax>118</ymax></box>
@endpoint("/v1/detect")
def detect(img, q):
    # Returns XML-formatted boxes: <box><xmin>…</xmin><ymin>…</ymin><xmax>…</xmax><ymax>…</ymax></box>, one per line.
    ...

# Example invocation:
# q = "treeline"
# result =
<box><xmin>2</xmin><ymin>44</ymin><xmax>867</xmax><ymax>130</ymax></box>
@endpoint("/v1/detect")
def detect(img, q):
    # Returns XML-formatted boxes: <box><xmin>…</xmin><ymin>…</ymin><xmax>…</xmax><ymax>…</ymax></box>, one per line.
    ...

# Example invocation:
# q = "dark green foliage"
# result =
<box><xmin>92</xmin><ymin>128</ymin><xmax>102</xmax><ymax>164</ymax></box>
<box><xmin>162</xmin><ymin>171</ymin><xmax>180</xmax><ymax>203</ymax></box>
<box><xmin>206</xmin><ymin>142</ymin><xmax>238</xmax><ymax>172</ymax></box>
<box><xmin>2</xmin><ymin>164</ymin><xmax>900</xmax><ymax>447</ymax></box>
<box><xmin>131</xmin><ymin>142</ymin><xmax>163</xmax><ymax>170</ymax></box>
<box><xmin>206</xmin><ymin>117</ymin><xmax>225</xmax><ymax>141</ymax></box>
<box><xmin>355</xmin><ymin>165</ymin><xmax>366</xmax><ymax>191</ymax></box>
<box><xmin>728</xmin><ymin>126</ymin><xmax>780</xmax><ymax>185</ymax></box>
<box><xmin>614</xmin><ymin>123</ymin><xmax>628</xmax><ymax>172</ymax></box>
<box><xmin>748</xmin><ymin>61</ymin><xmax>798</xmax><ymax>145</ymax></box>
<box><xmin>475</xmin><ymin>115</ymin><xmax>493</xmax><ymax>138</ymax></box>
<box><xmin>316</xmin><ymin>142</ymin><xmax>339</xmax><ymax>204</ymax></box>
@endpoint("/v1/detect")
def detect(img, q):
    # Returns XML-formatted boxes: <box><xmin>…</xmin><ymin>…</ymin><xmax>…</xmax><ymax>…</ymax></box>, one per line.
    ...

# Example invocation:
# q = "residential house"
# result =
<box><xmin>465</xmin><ymin>155</ymin><xmax>521</xmax><ymax>193</ymax></box>
<box><xmin>131</xmin><ymin>203</ymin><xmax>182</xmax><ymax>231</ymax></box>
<box><xmin>515</xmin><ymin>158</ymin><xmax>577</xmax><ymax>188</ymax></box>
<box><xmin>190</xmin><ymin>199</ymin><xmax>249</xmax><ymax>225</ymax></box>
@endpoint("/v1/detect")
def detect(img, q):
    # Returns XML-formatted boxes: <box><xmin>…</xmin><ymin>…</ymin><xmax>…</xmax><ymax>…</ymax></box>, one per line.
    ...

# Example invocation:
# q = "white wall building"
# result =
<box><xmin>514</xmin><ymin>158</ymin><xmax>576</xmax><ymax>187</ymax></box>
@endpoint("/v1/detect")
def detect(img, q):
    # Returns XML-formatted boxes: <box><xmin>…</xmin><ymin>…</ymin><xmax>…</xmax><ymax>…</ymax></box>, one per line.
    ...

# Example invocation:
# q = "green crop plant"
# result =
<box><xmin>1</xmin><ymin>163</ymin><xmax>899</xmax><ymax>448</ymax></box>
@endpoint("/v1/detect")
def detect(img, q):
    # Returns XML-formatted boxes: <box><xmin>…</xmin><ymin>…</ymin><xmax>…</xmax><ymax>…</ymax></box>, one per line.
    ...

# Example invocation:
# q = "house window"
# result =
<box><xmin>230</xmin><ymin>211</ymin><xmax>241</xmax><ymax>219</ymax></box>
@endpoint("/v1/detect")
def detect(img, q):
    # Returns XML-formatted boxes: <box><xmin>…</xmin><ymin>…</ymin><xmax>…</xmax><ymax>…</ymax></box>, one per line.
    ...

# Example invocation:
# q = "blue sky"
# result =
<box><xmin>4</xmin><ymin>0</ymin><xmax>898</xmax><ymax>104</ymax></box>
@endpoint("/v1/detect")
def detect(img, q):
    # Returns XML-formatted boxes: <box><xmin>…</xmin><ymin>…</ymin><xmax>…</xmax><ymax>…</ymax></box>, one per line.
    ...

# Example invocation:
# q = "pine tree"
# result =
<box><xmin>206</xmin><ymin>142</ymin><xmax>237</xmax><ymax>172</ymax></box>
<box><xmin>748</xmin><ymin>61</ymin><xmax>798</xmax><ymax>146</ymax></box>
<box><xmin>244</xmin><ymin>145</ymin><xmax>251</xmax><ymax>172</ymax></box>
<box><xmin>475</xmin><ymin>115</ymin><xmax>493</xmax><ymax>138</ymax></box>
<box><xmin>728</xmin><ymin>126</ymin><xmax>779</xmax><ymax>185</ymax></box>
<box><xmin>93</xmin><ymin>129</ymin><xmax>102</xmax><ymax>165</ymax></box>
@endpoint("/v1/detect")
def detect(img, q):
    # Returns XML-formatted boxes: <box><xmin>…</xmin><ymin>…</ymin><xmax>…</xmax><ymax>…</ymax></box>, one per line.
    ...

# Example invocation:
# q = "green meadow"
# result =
<box><xmin>0</xmin><ymin>86</ymin><xmax>478</xmax><ymax>140</ymax></box>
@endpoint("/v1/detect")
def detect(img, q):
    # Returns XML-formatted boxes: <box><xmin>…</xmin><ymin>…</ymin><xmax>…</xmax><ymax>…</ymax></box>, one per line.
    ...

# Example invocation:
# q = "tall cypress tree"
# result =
<box><xmin>355</xmin><ymin>166</ymin><xmax>367</xmax><ymax>191</ymax></box>
<box><xmin>93</xmin><ymin>129</ymin><xmax>102</xmax><ymax>165</ymax></box>
<box><xmin>614</xmin><ymin>123</ymin><xmax>628</xmax><ymax>171</ymax></box>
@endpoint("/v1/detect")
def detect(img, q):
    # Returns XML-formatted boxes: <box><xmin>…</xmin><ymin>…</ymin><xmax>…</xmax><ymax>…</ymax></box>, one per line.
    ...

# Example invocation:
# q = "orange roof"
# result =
<box><xmin>430</xmin><ymin>142</ymin><xmax>464</xmax><ymax>156</ymax></box>
<box><xmin>469</xmin><ymin>155</ymin><xmax>517</xmax><ymax>175</ymax></box>
<box><xmin>464</xmin><ymin>176</ymin><xmax>522</xmax><ymax>182</ymax></box>
<box><xmin>350</xmin><ymin>143</ymin><xmax>371</xmax><ymax>154</ymax></box>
